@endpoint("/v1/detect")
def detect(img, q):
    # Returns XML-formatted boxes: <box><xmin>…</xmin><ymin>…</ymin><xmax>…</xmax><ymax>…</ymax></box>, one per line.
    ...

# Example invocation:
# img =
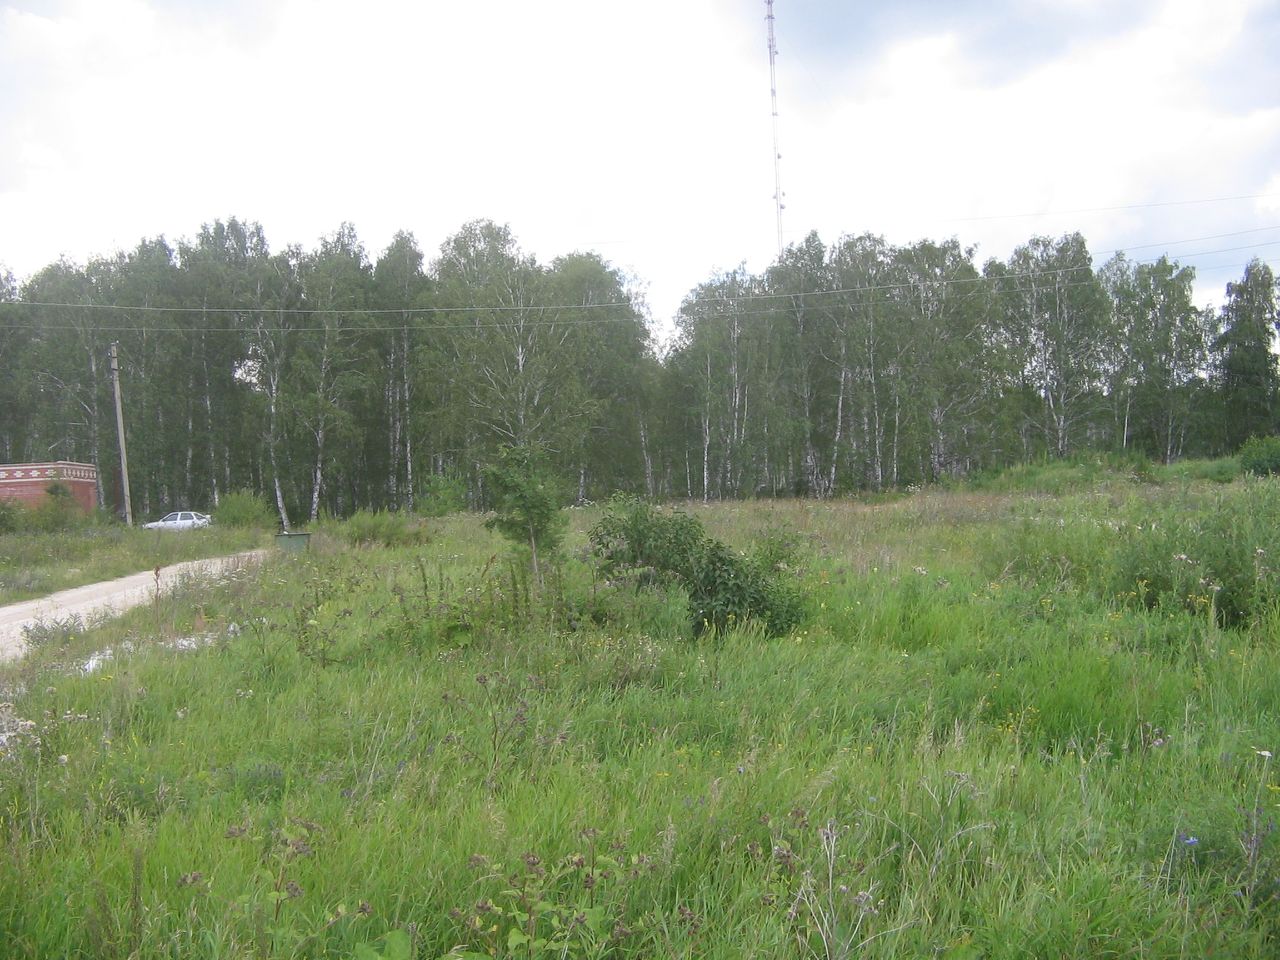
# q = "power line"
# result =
<box><xmin>9</xmin><ymin>257</ymin><xmax>1276</xmax><ymax>334</ymax></box>
<box><xmin>947</xmin><ymin>192</ymin><xmax>1280</xmax><ymax>222</ymax></box>
<box><xmin>1093</xmin><ymin>224</ymin><xmax>1280</xmax><ymax>254</ymax></box>
<box><xmin>3</xmin><ymin>237</ymin><xmax>1274</xmax><ymax>318</ymax></box>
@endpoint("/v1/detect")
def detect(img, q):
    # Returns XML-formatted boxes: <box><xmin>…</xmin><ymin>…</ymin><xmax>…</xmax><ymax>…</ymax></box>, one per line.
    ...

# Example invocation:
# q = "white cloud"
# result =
<box><xmin>1</xmin><ymin>0</ymin><xmax>1277</xmax><ymax>322</ymax></box>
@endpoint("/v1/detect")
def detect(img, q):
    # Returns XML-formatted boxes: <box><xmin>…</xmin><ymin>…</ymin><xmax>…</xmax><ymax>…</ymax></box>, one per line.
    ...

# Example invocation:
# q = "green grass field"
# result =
<box><xmin>3</xmin><ymin>467</ymin><xmax>1280</xmax><ymax>957</ymax></box>
<box><xmin>0</xmin><ymin>525</ymin><xmax>269</xmax><ymax>606</ymax></box>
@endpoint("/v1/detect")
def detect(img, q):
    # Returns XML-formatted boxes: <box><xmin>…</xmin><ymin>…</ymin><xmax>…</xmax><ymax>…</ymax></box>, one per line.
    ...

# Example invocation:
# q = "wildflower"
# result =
<box><xmin>1256</xmin><ymin>749</ymin><xmax>1273</xmax><ymax>759</ymax></box>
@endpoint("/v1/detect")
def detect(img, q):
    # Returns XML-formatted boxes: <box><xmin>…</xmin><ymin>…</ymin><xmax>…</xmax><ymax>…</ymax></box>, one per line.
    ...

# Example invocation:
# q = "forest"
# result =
<box><xmin>0</xmin><ymin>218</ymin><xmax>1277</xmax><ymax>524</ymax></box>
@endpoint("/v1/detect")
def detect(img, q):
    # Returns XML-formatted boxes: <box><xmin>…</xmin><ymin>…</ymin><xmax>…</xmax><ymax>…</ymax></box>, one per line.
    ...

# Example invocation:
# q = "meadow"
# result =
<box><xmin>2</xmin><ymin>462</ymin><xmax>1280</xmax><ymax>958</ymax></box>
<box><xmin>0</xmin><ymin>524</ymin><xmax>268</xmax><ymax>606</ymax></box>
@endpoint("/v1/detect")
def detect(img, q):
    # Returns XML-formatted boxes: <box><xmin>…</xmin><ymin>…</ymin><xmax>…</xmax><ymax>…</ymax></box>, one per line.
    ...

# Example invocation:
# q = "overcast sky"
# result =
<box><xmin>2</xmin><ymin>0</ymin><xmax>1278</xmax><ymax>332</ymax></box>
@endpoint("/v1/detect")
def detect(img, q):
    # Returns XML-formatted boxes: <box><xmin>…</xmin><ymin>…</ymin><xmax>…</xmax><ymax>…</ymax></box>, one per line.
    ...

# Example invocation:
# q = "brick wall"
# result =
<box><xmin>0</xmin><ymin>462</ymin><xmax>98</xmax><ymax>514</ymax></box>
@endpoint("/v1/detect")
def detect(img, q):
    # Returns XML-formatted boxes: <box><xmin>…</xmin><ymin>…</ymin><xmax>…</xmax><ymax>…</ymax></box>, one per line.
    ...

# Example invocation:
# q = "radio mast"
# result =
<box><xmin>765</xmin><ymin>0</ymin><xmax>784</xmax><ymax>256</ymax></box>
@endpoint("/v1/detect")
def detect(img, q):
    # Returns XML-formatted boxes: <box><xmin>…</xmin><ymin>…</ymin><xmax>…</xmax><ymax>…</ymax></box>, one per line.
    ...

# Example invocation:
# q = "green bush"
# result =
<box><xmin>590</xmin><ymin>496</ymin><xmax>806</xmax><ymax>637</ymax></box>
<box><xmin>25</xmin><ymin>482</ymin><xmax>88</xmax><ymax>533</ymax></box>
<box><xmin>416</xmin><ymin>472</ymin><xmax>468</xmax><ymax>517</ymax></box>
<box><xmin>483</xmin><ymin>446</ymin><xmax>567</xmax><ymax>583</ymax></box>
<box><xmin>321</xmin><ymin>509</ymin><xmax>431</xmax><ymax>548</ymax></box>
<box><xmin>0</xmin><ymin>498</ymin><xmax>20</xmax><ymax>534</ymax></box>
<box><xmin>1239</xmin><ymin>436</ymin><xmax>1280</xmax><ymax>476</ymax></box>
<box><xmin>213</xmin><ymin>490</ymin><xmax>275</xmax><ymax>528</ymax></box>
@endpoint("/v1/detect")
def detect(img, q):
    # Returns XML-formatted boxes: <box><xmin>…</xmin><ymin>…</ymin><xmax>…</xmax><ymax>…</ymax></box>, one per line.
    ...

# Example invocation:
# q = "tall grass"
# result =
<box><xmin>3</xmin><ymin>471</ymin><xmax>1280</xmax><ymax>957</ymax></box>
<box><xmin>0</xmin><ymin>524</ymin><xmax>266</xmax><ymax>605</ymax></box>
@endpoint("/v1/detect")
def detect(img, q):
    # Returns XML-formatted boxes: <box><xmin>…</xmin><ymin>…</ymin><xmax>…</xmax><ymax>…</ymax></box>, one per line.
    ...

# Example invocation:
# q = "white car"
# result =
<box><xmin>143</xmin><ymin>511</ymin><xmax>212</xmax><ymax>531</ymax></box>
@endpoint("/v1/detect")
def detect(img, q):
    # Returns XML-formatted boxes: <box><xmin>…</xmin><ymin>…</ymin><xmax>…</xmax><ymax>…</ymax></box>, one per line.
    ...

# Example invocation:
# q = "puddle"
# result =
<box><xmin>77</xmin><ymin>631</ymin><xmax>222</xmax><ymax>675</ymax></box>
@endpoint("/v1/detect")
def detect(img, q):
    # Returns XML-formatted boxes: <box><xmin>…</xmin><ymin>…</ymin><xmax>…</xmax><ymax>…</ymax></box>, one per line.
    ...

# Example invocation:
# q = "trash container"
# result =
<box><xmin>275</xmin><ymin>532</ymin><xmax>311</xmax><ymax>553</ymax></box>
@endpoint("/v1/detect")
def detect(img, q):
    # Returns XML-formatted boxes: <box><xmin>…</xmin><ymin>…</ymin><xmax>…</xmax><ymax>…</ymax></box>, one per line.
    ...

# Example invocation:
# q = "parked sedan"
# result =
<box><xmin>143</xmin><ymin>511</ymin><xmax>212</xmax><ymax>530</ymax></box>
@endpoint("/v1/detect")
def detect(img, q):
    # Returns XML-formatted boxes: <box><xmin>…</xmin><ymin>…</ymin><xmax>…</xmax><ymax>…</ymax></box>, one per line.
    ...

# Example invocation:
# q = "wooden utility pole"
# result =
<box><xmin>109</xmin><ymin>341</ymin><xmax>133</xmax><ymax>526</ymax></box>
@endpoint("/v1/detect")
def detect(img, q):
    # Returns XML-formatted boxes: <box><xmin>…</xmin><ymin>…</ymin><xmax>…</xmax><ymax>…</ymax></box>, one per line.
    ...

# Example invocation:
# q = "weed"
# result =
<box><xmin>21</xmin><ymin>613</ymin><xmax>88</xmax><ymax>649</ymax></box>
<box><xmin>590</xmin><ymin>496</ymin><xmax>806</xmax><ymax>636</ymax></box>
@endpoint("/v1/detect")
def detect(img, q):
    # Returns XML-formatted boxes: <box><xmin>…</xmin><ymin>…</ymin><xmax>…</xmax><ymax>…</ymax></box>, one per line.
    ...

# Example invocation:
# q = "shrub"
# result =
<box><xmin>483</xmin><ymin>446</ymin><xmax>567</xmax><ymax>584</ymax></box>
<box><xmin>1239</xmin><ymin>436</ymin><xmax>1280</xmax><ymax>477</ymax></box>
<box><xmin>589</xmin><ymin>495</ymin><xmax>703</xmax><ymax>584</ymax></box>
<box><xmin>0</xmin><ymin>498</ymin><xmax>20</xmax><ymax>534</ymax></box>
<box><xmin>590</xmin><ymin>496</ymin><xmax>806</xmax><ymax>637</ymax></box>
<box><xmin>213</xmin><ymin>490</ymin><xmax>275</xmax><ymax>529</ymax></box>
<box><xmin>323</xmin><ymin>509</ymin><xmax>431</xmax><ymax>548</ymax></box>
<box><xmin>25</xmin><ymin>482</ymin><xmax>87</xmax><ymax>533</ymax></box>
<box><xmin>417</xmin><ymin>472</ymin><xmax>468</xmax><ymax>517</ymax></box>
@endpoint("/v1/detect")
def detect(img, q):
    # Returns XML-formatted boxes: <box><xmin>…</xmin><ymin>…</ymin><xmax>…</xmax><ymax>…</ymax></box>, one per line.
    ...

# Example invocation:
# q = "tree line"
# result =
<box><xmin>0</xmin><ymin>218</ymin><xmax>1276</xmax><ymax>522</ymax></box>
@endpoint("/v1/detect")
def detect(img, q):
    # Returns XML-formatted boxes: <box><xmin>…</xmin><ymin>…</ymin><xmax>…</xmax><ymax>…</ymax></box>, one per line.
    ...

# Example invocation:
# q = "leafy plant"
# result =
<box><xmin>417</xmin><ymin>472</ymin><xmax>469</xmax><ymax>517</ymax></box>
<box><xmin>213</xmin><ymin>490</ymin><xmax>275</xmax><ymax>529</ymax></box>
<box><xmin>590</xmin><ymin>496</ymin><xmax>806</xmax><ymax>637</ymax></box>
<box><xmin>1239</xmin><ymin>436</ymin><xmax>1280</xmax><ymax>476</ymax></box>
<box><xmin>483</xmin><ymin>446</ymin><xmax>567</xmax><ymax>586</ymax></box>
<box><xmin>442</xmin><ymin>837</ymin><xmax>638</xmax><ymax>959</ymax></box>
<box><xmin>0</xmin><ymin>497</ymin><xmax>20</xmax><ymax>534</ymax></box>
<box><xmin>319</xmin><ymin>509</ymin><xmax>431</xmax><ymax>547</ymax></box>
<box><xmin>24</xmin><ymin>482</ymin><xmax>88</xmax><ymax>533</ymax></box>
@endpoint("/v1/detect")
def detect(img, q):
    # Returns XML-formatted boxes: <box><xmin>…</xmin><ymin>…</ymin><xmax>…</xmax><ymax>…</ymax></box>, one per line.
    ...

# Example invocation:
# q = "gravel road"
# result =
<box><xmin>0</xmin><ymin>550</ymin><xmax>267</xmax><ymax>663</ymax></box>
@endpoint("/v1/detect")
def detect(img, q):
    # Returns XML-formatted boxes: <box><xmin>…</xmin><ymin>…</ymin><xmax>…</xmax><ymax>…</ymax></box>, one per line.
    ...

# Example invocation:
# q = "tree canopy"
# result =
<box><xmin>2</xmin><ymin>219</ymin><xmax>1274</xmax><ymax>518</ymax></box>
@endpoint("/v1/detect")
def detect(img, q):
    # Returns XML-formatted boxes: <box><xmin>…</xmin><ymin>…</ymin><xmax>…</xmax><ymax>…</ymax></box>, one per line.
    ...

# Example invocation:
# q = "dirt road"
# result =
<box><xmin>0</xmin><ymin>550</ymin><xmax>267</xmax><ymax>663</ymax></box>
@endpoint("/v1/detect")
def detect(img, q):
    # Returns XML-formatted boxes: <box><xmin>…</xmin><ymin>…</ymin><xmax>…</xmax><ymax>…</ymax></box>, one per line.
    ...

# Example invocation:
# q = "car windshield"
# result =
<box><xmin>161</xmin><ymin>513</ymin><xmax>181</xmax><ymax>522</ymax></box>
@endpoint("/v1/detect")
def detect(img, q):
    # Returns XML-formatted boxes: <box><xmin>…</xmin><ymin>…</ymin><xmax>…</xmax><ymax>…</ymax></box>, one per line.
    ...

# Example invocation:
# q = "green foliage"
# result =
<box><xmin>0</xmin><ymin>497</ymin><xmax>20</xmax><ymax>534</ymax></box>
<box><xmin>416</xmin><ymin>472</ymin><xmax>468</xmax><ymax>517</ymax></box>
<box><xmin>1215</xmin><ymin>260</ymin><xmax>1279</xmax><ymax>450</ymax></box>
<box><xmin>588</xmin><ymin>495</ymin><xmax>703</xmax><ymax>582</ymax></box>
<box><xmin>483</xmin><ymin>446</ymin><xmax>567</xmax><ymax>578</ymax></box>
<box><xmin>0</xmin><ymin>524</ymin><xmax>264</xmax><ymax>605</ymax></box>
<box><xmin>994</xmin><ymin>479</ymin><xmax>1280</xmax><ymax>629</ymax></box>
<box><xmin>1158</xmin><ymin>456</ymin><xmax>1240</xmax><ymax>484</ymax></box>
<box><xmin>10</xmin><ymin>219</ymin><xmax>1269</xmax><ymax>510</ymax></box>
<box><xmin>7</xmin><ymin>492</ymin><xmax>1280</xmax><ymax>956</ymax></box>
<box><xmin>318</xmin><ymin>509</ymin><xmax>430</xmax><ymax>547</ymax></box>
<box><xmin>212</xmin><ymin>490</ymin><xmax>275</xmax><ymax>529</ymax></box>
<box><xmin>1239</xmin><ymin>436</ymin><xmax>1280</xmax><ymax>476</ymax></box>
<box><xmin>590</xmin><ymin>496</ymin><xmax>806</xmax><ymax>636</ymax></box>
<box><xmin>23</xmin><ymin>482</ymin><xmax>89</xmax><ymax>533</ymax></box>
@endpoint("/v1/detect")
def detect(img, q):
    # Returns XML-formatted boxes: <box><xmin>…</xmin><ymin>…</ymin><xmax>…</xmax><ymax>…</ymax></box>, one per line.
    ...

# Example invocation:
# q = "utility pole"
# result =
<box><xmin>109</xmin><ymin>341</ymin><xmax>133</xmax><ymax>526</ymax></box>
<box><xmin>765</xmin><ymin>0</ymin><xmax>785</xmax><ymax>257</ymax></box>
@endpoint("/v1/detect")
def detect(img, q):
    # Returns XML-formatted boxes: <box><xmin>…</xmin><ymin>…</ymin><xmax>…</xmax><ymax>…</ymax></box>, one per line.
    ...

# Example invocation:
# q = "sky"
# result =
<box><xmin>1</xmin><ymin>0</ymin><xmax>1278</xmax><ymax>335</ymax></box>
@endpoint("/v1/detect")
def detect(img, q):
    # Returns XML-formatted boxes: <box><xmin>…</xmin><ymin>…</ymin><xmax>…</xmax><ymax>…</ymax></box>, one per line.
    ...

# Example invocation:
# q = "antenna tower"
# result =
<box><xmin>765</xmin><ymin>0</ymin><xmax>784</xmax><ymax>256</ymax></box>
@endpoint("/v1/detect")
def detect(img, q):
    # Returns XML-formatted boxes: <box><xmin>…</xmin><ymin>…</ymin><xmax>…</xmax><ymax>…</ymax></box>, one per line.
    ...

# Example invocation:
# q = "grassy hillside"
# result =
<box><xmin>3</xmin><ymin>471</ymin><xmax>1280</xmax><ymax>957</ymax></box>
